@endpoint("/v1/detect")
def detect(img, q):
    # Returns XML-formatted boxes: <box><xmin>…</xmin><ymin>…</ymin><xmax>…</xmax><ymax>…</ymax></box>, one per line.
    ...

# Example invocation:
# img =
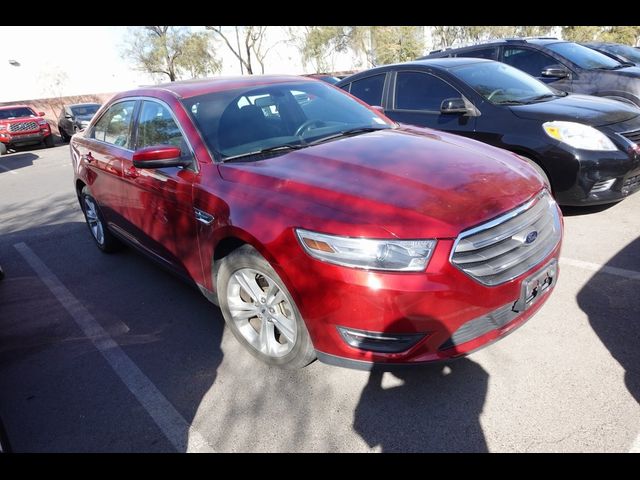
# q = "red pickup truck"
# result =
<box><xmin>0</xmin><ymin>104</ymin><xmax>54</xmax><ymax>155</ymax></box>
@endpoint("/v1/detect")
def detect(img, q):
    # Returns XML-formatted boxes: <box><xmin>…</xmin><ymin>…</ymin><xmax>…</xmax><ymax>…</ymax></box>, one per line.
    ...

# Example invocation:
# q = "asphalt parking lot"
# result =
<box><xmin>0</xmin><ymin>143</ymin><xmax>638</xmax><ymax>452</ymax></box>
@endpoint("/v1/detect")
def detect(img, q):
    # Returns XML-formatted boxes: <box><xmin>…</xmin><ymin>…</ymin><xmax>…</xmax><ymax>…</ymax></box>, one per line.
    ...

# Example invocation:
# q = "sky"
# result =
<box><xmin>0</xmin><ymin>26</ymin><xmax>360</xmax><ymax>103</ymax></box>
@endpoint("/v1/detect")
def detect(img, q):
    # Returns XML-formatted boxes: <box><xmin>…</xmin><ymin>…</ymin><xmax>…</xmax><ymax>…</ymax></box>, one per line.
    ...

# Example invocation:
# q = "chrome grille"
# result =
<box><xmin>9</xmin><ymin>121</ymin><xmax>39</xmax><ymax>132</ymax></box>
<box><xmin>451</xmin><ymin>190</ymin><xmax>561</xmax><ymax>286</ymax></box>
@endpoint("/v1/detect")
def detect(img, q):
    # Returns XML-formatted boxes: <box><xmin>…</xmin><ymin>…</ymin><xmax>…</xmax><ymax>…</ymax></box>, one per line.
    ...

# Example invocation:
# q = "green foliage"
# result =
<box><xmin>371</xmin><ymin>27</ymin><xmax>425</xmax><ymax>65</ymax></box>
<box><xmin>123</xmin><ymin>26</ymin><xmax>221</xmax><ymax>82</ymax></box>
<box><xmin>432</xmin><ymin>26</ymin><xmax>554</xmax><ymax>49</ymax></box>
<box><xmin>561</xmin><ymin>26</ymin><xmax>640</xmax><ymax>46</ymax></box>
<box><xmin>561</xmin><ymin>26</ymin><xmax>604</xmax><ymax>43</ymax></box>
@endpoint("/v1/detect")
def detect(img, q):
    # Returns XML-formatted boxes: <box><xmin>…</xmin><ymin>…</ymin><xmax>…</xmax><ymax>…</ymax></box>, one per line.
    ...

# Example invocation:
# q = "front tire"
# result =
<box><xmin>217</xmin><ymin>245</ymin><xmax>316</xmax><ymax>369</ymax></box>
<box><xmin>0</xmin><ymin>143</ymin><xmax>7</xmax><ymax>155</ymax></box>
<box><xmin>44</xmin><ymin>135</ymin><xmax>54</xmax><ymax>148</ymax></box>
<box><xmin>59</xmin><ymin>127</ymin><xmax>71</xmax><ymax>142</ymax></box>
<box><xmin>80</xmin><ymin>186</ymin><xmax>122</xmax><ymax>253</ymax></box>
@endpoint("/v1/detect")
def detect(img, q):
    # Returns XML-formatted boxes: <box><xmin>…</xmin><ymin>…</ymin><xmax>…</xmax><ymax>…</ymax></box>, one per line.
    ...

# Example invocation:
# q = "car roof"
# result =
<box><xmin>123</xmin><ymin>75</ymin><xmax>318</xmax><ymax>100</ymax></box>
<box><xmin>424</xmin><ymin>38</ymin><xmax>566</xmax><ymax>57</ymax></box>
<box><xmin>337</xmin><ymin>57</ymin><xmax>490</xmax><ymax>84</ymax></box>
<box><xmin>66</xmin><ymin>103</ymin><xmax>101</xmax><ymax>108</ymax></box>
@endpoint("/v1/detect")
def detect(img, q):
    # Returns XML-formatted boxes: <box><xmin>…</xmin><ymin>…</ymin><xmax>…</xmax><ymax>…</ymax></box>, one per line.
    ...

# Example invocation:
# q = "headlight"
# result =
<box><xmin>37</xmin><ymin>119</ymin><xmax>47</xmax><ymax>125</ymax></box>
<box><xmin>543</xmin><ymin>121</ymin><xmax>617</xmax><ymax>151</ymax></box>
<box><xmin>295</xmin><ymin>229</ymin><xmax>436</xmax><ymax>271</ymax></box>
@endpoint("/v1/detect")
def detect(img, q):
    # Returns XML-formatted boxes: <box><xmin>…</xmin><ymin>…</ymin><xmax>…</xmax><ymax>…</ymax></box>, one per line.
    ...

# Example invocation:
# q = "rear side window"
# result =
<box><xmin>349</xmin><ymin>74</ymin><xmax>385</xmax><ymax>106</ymax></box>
<box><xmin>92</xmin><ymin>100</ymin><xmax>136</xmax><ymax>148</ymax></box>
<box><xmin>395</xmin><ymin>71</ymin><xmax>460</xmax><ymax>111</ymax></box>
<box><xmin>458</xmin><ymin>47</ymin><xmax>497</xmax><ymax>60</ymax></box>
<box><xmin>503</xmin><ymin>48</ymin><xmax>557</xmax><ymax>77</ymax></box>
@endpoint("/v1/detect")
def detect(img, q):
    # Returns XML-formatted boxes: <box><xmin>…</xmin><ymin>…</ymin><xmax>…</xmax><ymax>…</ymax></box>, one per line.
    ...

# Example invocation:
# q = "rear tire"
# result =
<box><xmin>217</xmin><ymin>245</ymin><xmax>316</xmax><ymax>369</ymax></box>
<box><xmin>79</xmin><ymin>186</ymin><xmax>122</xmax><ymax>253</ymax></box>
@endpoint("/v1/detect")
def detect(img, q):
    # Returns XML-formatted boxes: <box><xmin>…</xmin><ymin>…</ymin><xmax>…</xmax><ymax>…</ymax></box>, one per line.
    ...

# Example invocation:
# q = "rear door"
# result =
<box><xmin>385</xmin><ymin>70</ymin><xmax>476</xmax><ymax>134</ymax></box>
<box><xmin>76</xmin><ymin>99</ymin><xmax>137</xmax><ymax>225</ymax></box>
<box><xmin>120</xmin><ymin>98</ymin><xmax>200</xmax><ymax>280</ymax></box>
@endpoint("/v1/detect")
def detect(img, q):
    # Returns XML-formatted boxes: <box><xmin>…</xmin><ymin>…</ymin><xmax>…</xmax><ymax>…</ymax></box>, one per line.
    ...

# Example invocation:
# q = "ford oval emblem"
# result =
<box><xmin>525</xmin><ymin>231</ymin><xmax>538</xmax><ymax>244</ymax></box>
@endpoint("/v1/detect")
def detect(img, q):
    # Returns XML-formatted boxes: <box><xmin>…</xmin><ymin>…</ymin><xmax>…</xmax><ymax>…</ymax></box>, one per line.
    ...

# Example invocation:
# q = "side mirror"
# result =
<box><xmin>440</xmin><ymin>97</ymin><xmax>469</xmax><ymax>114</ymax></box>
<box><xmin>65</xmin><ymin>114</ymin><xmax>72</xmax><ymax>119</ymax></box>
<box><xmin>38</xmin><ymin>112</ymin><xmax>46</xmax><ymax>117</ymax></box>
<box><xmin>132</xmin><ymin>145</ymin><xmax>189</xmax><ymax>169</ymax></box>
<box><xmin>541</xmin><ymin>65</ymin><xmax>570</xmax><ymax>79</ymax></box>
<box><xmin>371</xmin><ymin>105</ymin><xmax>385</xmax><ymax>113</ymax></box>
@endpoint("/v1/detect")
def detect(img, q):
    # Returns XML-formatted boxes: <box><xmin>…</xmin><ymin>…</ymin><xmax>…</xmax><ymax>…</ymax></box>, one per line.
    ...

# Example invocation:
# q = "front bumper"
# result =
<box><xmin>549</xmin><ymin>137</ymin><xmax>640</xmax><ymax>206</ymax></box>
<box><xmin>277</xmin><ymin>233</ymin><xmax>562</xmax><ymax>367</ymax></box>
<box><xmin>0</xmin><ymin>129</ymin><xmax>50</xmax><ymax>147</ymax></box>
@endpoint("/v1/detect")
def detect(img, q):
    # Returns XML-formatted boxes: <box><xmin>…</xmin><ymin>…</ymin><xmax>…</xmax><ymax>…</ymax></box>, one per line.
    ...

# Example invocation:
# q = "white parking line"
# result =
<box><xmin>561</xmin><ymin>257</ymin><xmax>640</xmax><ymax>281</ymax></box>
<box><xmin>14</xmin><ymin>242</ymin><xmax>214</xmax><ymax>453</ymax></box>
<box><xmin>0</xmin><ymin>164</ymin><xmax>18</xmax><ymax>175</ymax></box>
<box><xmin>630</xmin><ymin>433</ymin><xmax>640</xmax><ymax>453</ymax></box>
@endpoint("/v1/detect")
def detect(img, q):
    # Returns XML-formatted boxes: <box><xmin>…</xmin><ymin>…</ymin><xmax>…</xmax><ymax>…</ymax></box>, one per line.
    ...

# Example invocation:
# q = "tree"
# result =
<box><xmin>207</xmin><ymin>26</ymin><xmax>279</xmax><ymax>74</ymax></box>
<box><xmin>601</xmin><ymin>26</ymin><xmax>640</xmax><ymax>45</ymax></box>
<box><xmin>370</xmin><ymin>26</ymin><xmax>424</xmax><ymax>65</ymax></box>
<box><xmin>122</xmin><ymin>26</ymin><xmax>221</xmax><ymax>82</ymax></box>
<box><xmin>431</xmin><ymin>26</ymin><xmax>555</xmax><ymax>50</ymax></box>
<box><xmin>561</xmin><ymin>26</ymin><xmax>604</xmax><ymax>43</ymax></box>
<box><xmin>294</xmin><ymin>26</ymin><xmax>353</xmax><ymax>73</ymax></box>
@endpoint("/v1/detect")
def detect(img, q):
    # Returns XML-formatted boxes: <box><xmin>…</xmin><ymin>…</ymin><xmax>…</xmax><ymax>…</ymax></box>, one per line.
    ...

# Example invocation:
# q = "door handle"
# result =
<box><xmin>82</xmin><ymin>152</ymin><xmax>94</xmax><ymax>163</ymax></box>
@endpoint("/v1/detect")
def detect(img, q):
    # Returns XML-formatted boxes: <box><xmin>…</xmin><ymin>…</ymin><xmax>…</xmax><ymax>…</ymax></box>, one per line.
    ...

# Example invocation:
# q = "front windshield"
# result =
<box><xmin>71</xmin><ymin>105</ymin><xmax>100</xmax><ymax>117</ymax></box>
<box><xmin>182</xmin><ymin>81</ymin><xmax>392</xmax><ymax>160</ymax></box>
<box><xmin>453</xmin><ymin>61</ymin><xmax>559</xmax><ymax>104</ymax></box>
<box><xmin>0</xmin><ymin>107</ymin><xmax>36</xmax><ymax>119</ymax></box>
<box><xmin>603</xmin><ymin>43</ymin><xmax>640</xmax><ymax>63</ymax></box>
<box><xmin>546</xmin><ymin>42</ymin><xmax>623</xmax><ymax>70</ymax></box>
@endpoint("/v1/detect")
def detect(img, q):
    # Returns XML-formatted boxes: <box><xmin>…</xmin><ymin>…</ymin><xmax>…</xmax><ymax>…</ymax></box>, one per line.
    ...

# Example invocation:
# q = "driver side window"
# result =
<box><xmin>394</xmin><ymin>71</ymin><xmax>460</xmax><ymax>112</ymax></box>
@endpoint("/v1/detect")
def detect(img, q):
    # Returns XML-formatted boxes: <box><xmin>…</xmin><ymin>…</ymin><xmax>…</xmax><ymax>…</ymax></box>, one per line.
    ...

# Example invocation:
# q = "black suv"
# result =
<box><xmin>337</xmin><ymin>58</ymin><xmax>640</xmax><ymax>206</ymax></box>
<box><xmin>422</xmin><ymin>38</ymin><xmax>640</xmax><ymax>107</ymax></box>
<box><xmin>57</xmin><ymin>103</ymin><xmax>101</xmax><ymax>142</ymax></box>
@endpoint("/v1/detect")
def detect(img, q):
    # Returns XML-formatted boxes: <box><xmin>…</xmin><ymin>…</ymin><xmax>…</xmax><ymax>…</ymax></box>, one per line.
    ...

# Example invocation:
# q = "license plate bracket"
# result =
<box><xmin>512</xmin><ymin>259</ymin><xmax>557</xmax><ymax>312</ymax></box>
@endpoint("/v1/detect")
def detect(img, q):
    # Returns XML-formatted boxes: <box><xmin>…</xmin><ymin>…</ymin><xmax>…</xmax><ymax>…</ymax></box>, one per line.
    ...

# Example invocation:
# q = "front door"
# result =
<box><xmin>121</xmin><ymin>99</ymin><xmax>201</xmax><ymax>281</ymax></box>
<box><xmin>385</xmin><ymin>70</ymin><xmax>476</xmax><ymax>135</ymax></box>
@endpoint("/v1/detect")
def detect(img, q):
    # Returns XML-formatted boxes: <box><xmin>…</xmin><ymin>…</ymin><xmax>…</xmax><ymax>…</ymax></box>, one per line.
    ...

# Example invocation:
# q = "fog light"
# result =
<box><xmin>337</xmin><ymin>326</ymin><xmax>424</xmax><ymax>353</ymax></box>
<box><xmin>590</xmin><ymin>179</ymin><xmax>616</xmax><ymax>194</ymax></box>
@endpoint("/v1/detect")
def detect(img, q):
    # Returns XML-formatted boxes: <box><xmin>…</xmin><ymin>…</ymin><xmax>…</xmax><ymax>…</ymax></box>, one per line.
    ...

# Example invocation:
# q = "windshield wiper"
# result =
<box><xmin>493</xmin><ymin>99</ymin><xmax>528</xmax><ymax>105</ymax></box>
<box><xmin>306</xmin><ymin>127</ymin><xmax>388</xmax><ymax>146</ymax></box>
<box><xmin>221</xmin><ymin>143</ymin><xmax>306</xmax><ymax>163</ymax></box>
<box><xmin>520</xmin><ymin>93</ymin><xmax>557</xmax><ymax>104</ymax></box>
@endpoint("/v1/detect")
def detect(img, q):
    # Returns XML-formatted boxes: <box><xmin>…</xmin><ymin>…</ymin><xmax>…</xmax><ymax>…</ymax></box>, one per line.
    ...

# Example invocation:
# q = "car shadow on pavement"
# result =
<box><xmin>0</xmin><ymin>152</ymin><xmax>39</xmax><ymax>174</ymax></box>
<box><xmin>576</xmin><ymin>237</ymin><xmax>640</xmax><ymax>406</ymax></box>
<box><xmin>0</xmin><ymin>221</ymin><xmax>224</xmax><ymax>452</ymax></box>
<box><xmin>353</xmin><ymin>323</ymin><xmax>489</xmax><ymax>453</ymax></box>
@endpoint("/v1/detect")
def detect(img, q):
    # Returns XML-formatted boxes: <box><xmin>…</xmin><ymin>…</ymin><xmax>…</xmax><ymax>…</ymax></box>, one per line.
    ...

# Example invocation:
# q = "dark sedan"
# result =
<box><xmin>422</xmin><ymin>38</ymin><xmax>640</xmax><ymax>107</ymax></box>
<box><xmin>582</xmin><ymin>42</ymin><xmax>640</xmax><ymax>67</ymax></box>
<box><xmin>58</xmin><ymin>103</ymin><xmax>101</xmax><ymax>142</ymax></box>
<box><xmin>337</xmin><ymin>58</ymin><xmax>640</xmax><ymax>206</ymax></box>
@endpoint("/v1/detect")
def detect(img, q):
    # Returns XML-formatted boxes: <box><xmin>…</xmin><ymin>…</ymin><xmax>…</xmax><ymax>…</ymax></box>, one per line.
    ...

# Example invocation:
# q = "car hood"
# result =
<box><xmin>509</xmin><ymin>94</ymin><xmax>639</xmax><ymax>127</ymax></box>
<box><xmin>218</xmin><ymin>127</ymin><xmax>545</xmax><ymax>239</ymax></box>
<box><xmin>75</xmin><ymin>115</ymin><xmax>94</xmax><ymax>122</ymax></box>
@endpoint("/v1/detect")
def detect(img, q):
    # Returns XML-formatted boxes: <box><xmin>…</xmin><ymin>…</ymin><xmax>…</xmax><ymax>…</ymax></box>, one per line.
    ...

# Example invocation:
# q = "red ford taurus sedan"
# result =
<box><xmin>70</xmin><ymin>75</ymin><xmax>563</xmax><ymax>369</ymax></box>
